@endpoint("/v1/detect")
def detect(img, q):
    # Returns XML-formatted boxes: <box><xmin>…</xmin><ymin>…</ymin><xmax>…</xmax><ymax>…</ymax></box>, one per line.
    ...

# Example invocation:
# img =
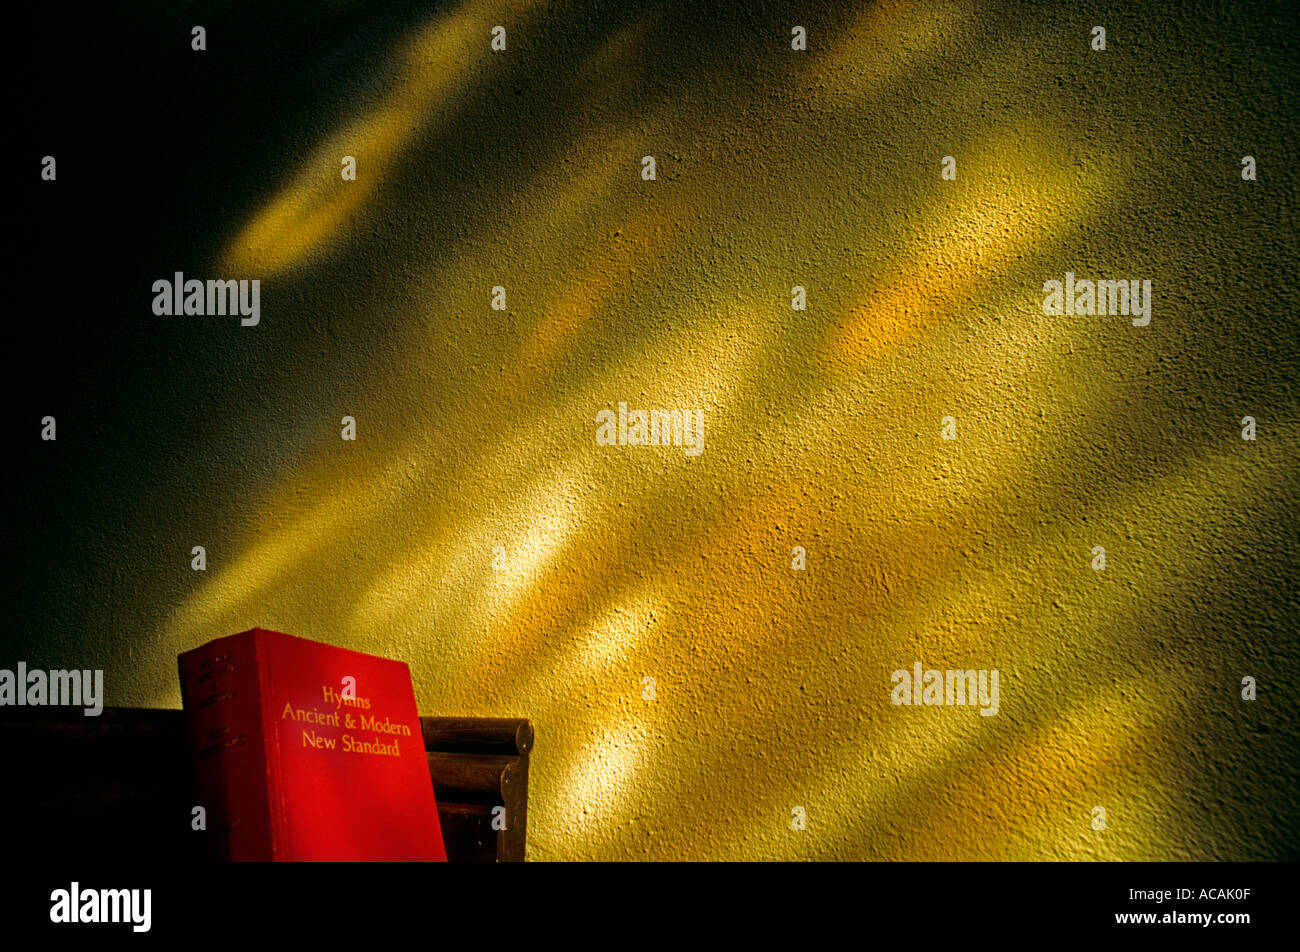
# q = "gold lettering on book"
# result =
<box><xmin>283</xmin><ymin>687</ymin><xmax>414</xmax><ymax>756</ymax></box>
<box><xmin>321</xmin><ymin>684</ymin><xmax>371</xmax><ymax>709</ymax></box>
<box><xmin>342</xmin><ymin>734</ymin><xmax>400</xmax><ymax>756</ymax></box>
<box><xmin>280</xmin><ymin>702</ymin><xmax>340</xmax><ymax>727</ymax></box>
<box><xmin>302</xmin><ymin>730</ymin><xmax>336</xmax><ymax>750</ymax></box>
<box><xmin>359</xmin><ymin>713</ymin><xmax>412</xmax><ymax>736</ymax></box>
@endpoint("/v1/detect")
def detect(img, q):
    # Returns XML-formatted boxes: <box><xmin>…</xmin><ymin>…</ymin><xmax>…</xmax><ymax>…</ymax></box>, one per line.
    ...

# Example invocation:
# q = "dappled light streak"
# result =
<box><xmin>802</xmin><ymin>0</ymin><xmax>975</xmax><ymax>106</ymax></box>
<box><xmin>221</xmin><ymin>0</ymin><xmax>544</xmax><ymax>276</ymax></box>
<box><xmin>828</xmin><ymin>133</ymin><xmax>1114</xmax><ymax>368</ymax></box>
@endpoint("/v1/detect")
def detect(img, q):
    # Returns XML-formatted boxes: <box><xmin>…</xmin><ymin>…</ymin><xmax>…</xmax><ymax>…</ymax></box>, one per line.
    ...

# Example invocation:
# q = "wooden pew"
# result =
<box><xmin>0</xmin><ymin>707</ymin><xmax>532</xmax><ymax>862</ymax></box>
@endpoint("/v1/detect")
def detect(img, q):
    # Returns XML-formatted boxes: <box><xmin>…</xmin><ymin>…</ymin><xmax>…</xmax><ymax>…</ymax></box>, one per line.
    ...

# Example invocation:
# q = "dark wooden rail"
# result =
<box><xmin>0</xmin><ymin>707</ymin><xmax>531</xmax><ymax>862</ymax></box>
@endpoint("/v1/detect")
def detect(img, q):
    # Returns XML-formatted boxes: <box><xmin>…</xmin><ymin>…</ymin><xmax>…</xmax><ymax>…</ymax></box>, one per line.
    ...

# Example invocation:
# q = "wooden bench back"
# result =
<box><xmin>0</xmin><ymin>707</ymin><xmax>531</xmax><ymax>862</ymax></box>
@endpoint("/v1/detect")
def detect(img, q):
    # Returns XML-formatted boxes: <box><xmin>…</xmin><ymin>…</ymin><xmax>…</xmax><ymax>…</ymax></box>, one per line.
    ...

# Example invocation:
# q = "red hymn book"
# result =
<box><xmin>178</xmin><ymin>628</ymin><xmax>447</xmax><ymax>861</ymax></box>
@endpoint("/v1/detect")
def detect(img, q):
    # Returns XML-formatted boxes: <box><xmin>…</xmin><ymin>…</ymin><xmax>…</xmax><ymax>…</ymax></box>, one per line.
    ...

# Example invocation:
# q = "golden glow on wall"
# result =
<box><xmin>221</xmin><ymin>0</ymin><xmax>545</xmax><ymax>276</ymax></box>
<box><xmin>828</xmin><ymin>129</ymin><xmax>1114</xmax><ymax>368</ymax></box>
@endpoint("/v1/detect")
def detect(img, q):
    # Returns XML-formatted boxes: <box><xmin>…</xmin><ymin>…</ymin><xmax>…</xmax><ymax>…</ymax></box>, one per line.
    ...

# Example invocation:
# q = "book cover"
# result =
<box><xmin>178</xmin><ymin>628</ymin><xmax>447</xmax><ymax>861</ymax></box>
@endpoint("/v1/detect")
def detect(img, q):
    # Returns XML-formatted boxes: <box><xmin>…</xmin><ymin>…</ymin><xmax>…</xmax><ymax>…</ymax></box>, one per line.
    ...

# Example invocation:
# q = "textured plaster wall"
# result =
<box><xmin>9</xmin><ymin>0</ymin><xmax>1299</xmax><ymax>860</ymax></box>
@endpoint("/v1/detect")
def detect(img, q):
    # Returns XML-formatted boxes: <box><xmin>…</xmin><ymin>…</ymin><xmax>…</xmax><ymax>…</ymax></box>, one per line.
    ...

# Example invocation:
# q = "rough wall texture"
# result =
<box><xmin>8</xmin><ymin>0</ymin><xmax>1298</xmax><ymax>860</ymax></box>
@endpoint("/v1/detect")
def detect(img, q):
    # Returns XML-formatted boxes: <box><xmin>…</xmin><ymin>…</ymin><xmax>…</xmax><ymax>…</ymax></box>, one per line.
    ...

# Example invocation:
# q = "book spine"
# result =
<box><xmin>253</xmin><ymin>629</ymin><xmax>286</xmax><ymax>860</ymax></box>
<box><xmin>178</xmin><ymin>633</ymin><xmax>274</xmax><ymax>861</ymax></box>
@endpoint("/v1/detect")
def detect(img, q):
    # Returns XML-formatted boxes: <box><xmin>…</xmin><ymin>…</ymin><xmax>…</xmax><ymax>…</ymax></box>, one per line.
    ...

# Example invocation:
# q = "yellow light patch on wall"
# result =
<box><xmin>221</xmin><ymin>0</ymin><xmax>544</xmax><ymax>276</ymax></box>
<box><xmin>802</xmin><ymin>0</ymin><xmax>975</xmax><ymax>107</ymax></box>
<box><xmin>827</xmin><ymin>129</ymin><xmax>1115</xmax><ymax>370</ymax></box>
<box><xmin>501</xmin><ymin>197</ymin><xmax>692</xmax><ymax>399</ymax></box>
